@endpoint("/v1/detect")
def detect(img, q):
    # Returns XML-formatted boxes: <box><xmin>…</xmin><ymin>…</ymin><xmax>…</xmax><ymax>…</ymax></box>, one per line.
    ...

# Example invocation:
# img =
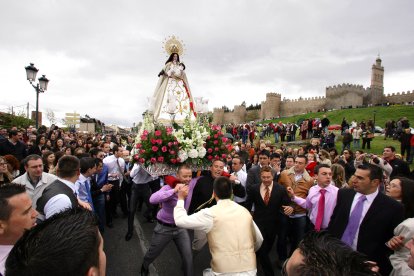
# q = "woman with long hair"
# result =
<box><xmin>42</xmin><ymin>151</ymin><xmax>56</xmax><ymax>174</ymax></box>
<box><xmin>28</xmin><ymin>134</ymin><xmax>46</xmax><ymax>155</ymax></box>
<box><xmin>3</xmin><ymin>154</ymin><xmax>20</xmax><ymax>178</ymax></box>
<box><xmin>331</xmin><ymin>163</ymin><xmax>348</xmax><ymax>188</ymax></box>
<box><xmin>386</xmin><ymin>177</ymin><xmax>414</xmax><ymax>275</ymax></box>
<box><xmin>0</xmin><ymin>156</ymin><xmax>13</xmax><ymax>183</ymax></box>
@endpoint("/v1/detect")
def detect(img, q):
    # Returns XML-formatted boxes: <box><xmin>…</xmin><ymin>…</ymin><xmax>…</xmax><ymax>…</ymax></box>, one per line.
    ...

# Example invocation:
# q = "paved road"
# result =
<box><xmin>104</xmin><ymin>208</ymin><xmax>282</xmax><ymax>276</ymax></box>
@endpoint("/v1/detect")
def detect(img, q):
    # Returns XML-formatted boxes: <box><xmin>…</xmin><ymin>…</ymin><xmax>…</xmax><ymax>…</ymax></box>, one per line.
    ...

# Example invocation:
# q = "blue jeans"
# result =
<box><xmin>143</xmin><ymin>223</ymin><xmax>193</xmax><ymax>276</ymax></box>
<box><xmin>274</xmin><ymin>132</ymin><xmax>279</xmax><ymax>143</ymax></box>
<box><xmin>353</xmin><ymin>139</ymin><xmax>360</xmax><ymax>149</ymax></box>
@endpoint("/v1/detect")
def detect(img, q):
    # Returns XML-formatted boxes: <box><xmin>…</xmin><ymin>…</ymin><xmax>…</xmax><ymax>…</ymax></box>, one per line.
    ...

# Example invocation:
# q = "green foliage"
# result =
<box><xmin>0</xmin><ymin>112</ymin><xmax>35</xmax><ymax>129</ymax></box>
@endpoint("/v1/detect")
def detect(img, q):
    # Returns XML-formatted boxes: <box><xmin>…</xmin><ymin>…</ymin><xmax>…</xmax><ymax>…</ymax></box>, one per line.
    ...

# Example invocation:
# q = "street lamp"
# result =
<box><xmin>25</xmin><ymin>63</ymin><xmax>49</xmax><ymax>129</ymax></box>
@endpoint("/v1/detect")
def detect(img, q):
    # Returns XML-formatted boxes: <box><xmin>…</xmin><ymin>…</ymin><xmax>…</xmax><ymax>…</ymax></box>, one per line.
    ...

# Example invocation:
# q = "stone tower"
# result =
<box><xmin>370</xmin><ymin>56</ymin><xmax>384</xmax><ymax>105</ymax></box>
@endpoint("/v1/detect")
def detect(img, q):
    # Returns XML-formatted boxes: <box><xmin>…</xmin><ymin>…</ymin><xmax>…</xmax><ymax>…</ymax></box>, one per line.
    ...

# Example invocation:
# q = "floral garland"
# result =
<box><xmin>131</xmin><ymin>114</ymin><xmax>229</xmax><ymax>175</ymax></box>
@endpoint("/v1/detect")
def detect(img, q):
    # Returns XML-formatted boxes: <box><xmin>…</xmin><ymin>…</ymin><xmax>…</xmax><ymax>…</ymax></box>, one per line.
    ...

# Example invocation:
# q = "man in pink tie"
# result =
<box><xmin>287</xmin><ymin>164</ymin><xmax>338</xmax><ymax>231</ymax></box>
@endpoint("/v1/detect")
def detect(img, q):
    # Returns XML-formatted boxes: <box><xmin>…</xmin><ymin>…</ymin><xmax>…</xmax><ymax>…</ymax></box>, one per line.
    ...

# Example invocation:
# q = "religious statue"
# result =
<box><xmin>149</xmin><ymin>36</ymin><xmax>196</xmax><ymax>124</ymax></box>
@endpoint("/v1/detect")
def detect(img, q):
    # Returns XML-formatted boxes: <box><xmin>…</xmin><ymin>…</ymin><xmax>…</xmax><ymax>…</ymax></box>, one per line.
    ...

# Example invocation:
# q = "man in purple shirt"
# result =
<box><xmin>140</xmin><ymin>164</ymin><xmax>193</xmax><ymax>276</ymax></box>
<box><xmin>287</xmin><ymin>164</ymin><xmax>338</xmax><ymax>231</ymax></box>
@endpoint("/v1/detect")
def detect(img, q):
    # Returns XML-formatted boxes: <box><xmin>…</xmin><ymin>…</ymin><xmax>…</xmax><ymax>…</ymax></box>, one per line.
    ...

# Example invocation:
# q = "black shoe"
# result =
<box><xmin>125</xmin><ymin>232</ymin><xmax>133</xmax><ymax>241</ymax></box>
<box><xmin>144</xmin><ymin>215</ymin><xmax>154</xmax><ymax>223</ymax></box>
<box><xmin>106</xmin><ymin>222</ymin><xmax>113</xmax><ymax>228</ymax></box>
<box><xmin>141</xmin><ymin>265</ymin><xmax>149</xmax><ymax>276</ymax></box>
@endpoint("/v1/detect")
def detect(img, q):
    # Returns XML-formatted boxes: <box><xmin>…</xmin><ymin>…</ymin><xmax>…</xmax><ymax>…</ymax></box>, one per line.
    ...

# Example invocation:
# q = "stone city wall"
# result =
<box><xmin>280</xmin><ymin>96</ymin><xmax>326</xmax><ymax>117</ymax></box>
<box><xmin>385</xmin><ymin>90</ymin><xmax>414</xmax><ymax>104</ymax></box>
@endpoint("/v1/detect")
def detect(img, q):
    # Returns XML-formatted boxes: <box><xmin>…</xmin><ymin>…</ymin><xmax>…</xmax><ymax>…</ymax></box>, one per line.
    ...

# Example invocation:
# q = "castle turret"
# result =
<box><xmin>369</xmin><ymin>56</ymin><xmax>385</xmax><ymax>105</ymax></box>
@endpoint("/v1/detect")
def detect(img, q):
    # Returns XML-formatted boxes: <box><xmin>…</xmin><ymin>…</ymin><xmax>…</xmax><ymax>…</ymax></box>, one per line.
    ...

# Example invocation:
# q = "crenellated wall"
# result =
<box><xmin>385</xmin><ymin>90</ymin><xmax>414</xmax><ymax>104</ymax></box>
<box><xmin>325</xmin><ymin>83</ymin><xmax>366</xmax><ymax>109</ymax></box>
<box><xmin>281</xmin><ymin>96</ymin><xmax>326</xmax><ymax>117</ymax></box>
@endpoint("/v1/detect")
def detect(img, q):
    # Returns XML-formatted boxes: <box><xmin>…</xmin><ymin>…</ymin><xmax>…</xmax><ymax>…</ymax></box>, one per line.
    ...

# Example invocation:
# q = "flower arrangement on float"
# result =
<box><xmin>131</xmin><ymin>114</ymin><xmax>229</xmax><ymax>176</ymax></box>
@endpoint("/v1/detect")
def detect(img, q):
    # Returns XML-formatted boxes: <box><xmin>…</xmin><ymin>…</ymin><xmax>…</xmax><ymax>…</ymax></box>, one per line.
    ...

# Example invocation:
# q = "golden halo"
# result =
<box><xmin>163</xmin><ymin>35</ymin><xmax>185</xmax><ymax>56</ymax></box>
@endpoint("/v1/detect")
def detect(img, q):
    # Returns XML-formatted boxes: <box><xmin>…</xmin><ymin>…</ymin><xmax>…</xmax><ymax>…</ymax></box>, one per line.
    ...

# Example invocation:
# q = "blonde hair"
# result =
<box><xmin>331</xmin><ymin>163</ymin><xmax>345</xmax><ymax>188</ymax></box>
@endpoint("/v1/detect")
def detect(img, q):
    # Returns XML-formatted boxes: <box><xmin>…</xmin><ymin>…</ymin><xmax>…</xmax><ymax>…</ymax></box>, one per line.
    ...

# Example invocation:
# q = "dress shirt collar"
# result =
<box><xmin>260</xmin><ymin>182</ymin><xmax>273</xmax><ymax>192</ymax></box>
<box><xmin>314</xmin><ymin>183</ymin><xmax>336</xmax><ymax>193</ymax></box>
<box><xmin>78</xmin><ymin>174</ymin><xmax>89</xmax><ymax>183</ymax></box>
<box><xmin>57</xmin><ymin>177</ymin><xmax>76</xmax><ymax>193</ymax></box>
<box><xmin>355</xmin><ymin>188</ymin><xmax>379</xmax><ymax>204</ymax></box>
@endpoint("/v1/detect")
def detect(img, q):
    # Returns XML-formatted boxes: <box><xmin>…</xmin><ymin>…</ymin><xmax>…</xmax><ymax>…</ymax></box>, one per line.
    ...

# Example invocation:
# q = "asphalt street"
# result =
<box><xmin>104</xmin><ymin>208</ymin><xmax>282</xmax><ymax>276</ymax></box>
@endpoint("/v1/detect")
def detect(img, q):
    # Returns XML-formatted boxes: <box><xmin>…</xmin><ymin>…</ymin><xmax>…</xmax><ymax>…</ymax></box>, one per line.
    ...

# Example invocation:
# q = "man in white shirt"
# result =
<box><xmin>328</xmin><ymin>163</ymin><xmax>404</xmax><ymax>275</ymax></box>
<box><xmin>36</xmin><ymin>156</ymin><xmax>81</xmax><ymax>220</ymax></box>
<box><xmin>0</xmin><ymin>183</ymin><xmax>38</xmax><ymax>275</ymax></box>
<box><xmin>103</xmin><ymin>145</ymin><xmax>128</xmax><ymax>225</ymax></box>
<box><xmin>231</xmin><ymin>157</ymin><xmax>247</xmax><ymax>205</ymax></box>
<box><xmin>12</xmin><ymin>154</ymin><xmax>57</xmax><ymax>211</ymax></box>
<box><xmin>174</xmin><ymin>176</ymin><xmax>263</xmax><ymax>276</ymax></box>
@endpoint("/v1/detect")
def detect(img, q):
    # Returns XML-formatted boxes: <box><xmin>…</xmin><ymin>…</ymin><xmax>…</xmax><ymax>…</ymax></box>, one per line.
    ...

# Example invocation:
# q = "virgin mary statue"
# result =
<box><xmin>149</xmin><ymin>36</ymin><xmax>196</xmax><ymax>124</ymax></box>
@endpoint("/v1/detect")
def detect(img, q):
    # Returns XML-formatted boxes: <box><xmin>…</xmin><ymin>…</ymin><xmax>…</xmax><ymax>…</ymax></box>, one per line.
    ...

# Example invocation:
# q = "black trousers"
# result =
<box><xmin>127</xmin><ymin>183</ymin><xmax>153</xmax><ymax>233</ymax></box>
<box><xmin>106</xmin><ymin>180</ymin><xmax>128</xmax><ymax>225</ymax></box>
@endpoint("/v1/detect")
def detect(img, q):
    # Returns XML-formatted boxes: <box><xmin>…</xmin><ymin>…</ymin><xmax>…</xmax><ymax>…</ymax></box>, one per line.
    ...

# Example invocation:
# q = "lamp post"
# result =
<box><xmin>25</xmin><ymin>63</ymin><xmax>49</xmax><ymax>129</ymax></box>
<box><xmin>373</xmin><ymin>110</ymin><xmax>377</xmax><ymax>132</ymax></box>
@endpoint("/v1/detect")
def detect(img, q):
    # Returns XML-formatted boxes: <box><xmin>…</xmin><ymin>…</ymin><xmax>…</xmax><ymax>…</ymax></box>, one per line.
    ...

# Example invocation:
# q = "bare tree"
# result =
<box><xmin>46</xmin><ymin>109</ymin><xmax>57</xmax><ymax>125</ymax></box>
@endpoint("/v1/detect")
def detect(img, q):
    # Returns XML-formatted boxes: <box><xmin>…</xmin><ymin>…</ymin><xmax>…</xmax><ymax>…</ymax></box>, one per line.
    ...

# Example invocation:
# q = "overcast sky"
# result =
<box><xmin>1</xmin><ymin>0</ymin><xmax>413</xmax><ymax>127</ymax></box>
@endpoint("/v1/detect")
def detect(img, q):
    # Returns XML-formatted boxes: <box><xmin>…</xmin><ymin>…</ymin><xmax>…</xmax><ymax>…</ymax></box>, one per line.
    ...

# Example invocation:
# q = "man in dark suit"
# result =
<box><xmin>328</xmin><ymin>163</ymin><xmax>404</xmax><ymax>275</ymax></box>
<box><xmin>246</xmin><ymin>166</ymin><xmax>291</xmax><ymax>276</ymax></box>
<box><xmin>246</xmin><ymin>150</ymin><xmax>278</xmax><ymax>193</ymax></box>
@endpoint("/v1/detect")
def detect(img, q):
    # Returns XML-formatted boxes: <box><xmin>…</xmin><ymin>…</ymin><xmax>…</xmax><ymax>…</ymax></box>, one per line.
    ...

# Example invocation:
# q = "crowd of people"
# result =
<box><xmin>0</xmin><ymin>120</ymin><xmax>414</xmax><ymax>275</ymax></box>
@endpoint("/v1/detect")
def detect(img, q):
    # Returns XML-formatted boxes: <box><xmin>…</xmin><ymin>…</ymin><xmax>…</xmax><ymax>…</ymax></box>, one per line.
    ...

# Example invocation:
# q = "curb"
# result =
<box><xmin>134</xmin><ymin>216</ymin><xmax>159</xmax><ymax>276</ymax></box>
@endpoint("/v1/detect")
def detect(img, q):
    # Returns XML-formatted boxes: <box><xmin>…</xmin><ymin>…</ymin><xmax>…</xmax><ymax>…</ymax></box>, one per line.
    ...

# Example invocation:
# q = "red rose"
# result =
<box><xmin>176</xmin><ymin>158</ymin><xmax>181</xmax><ymax>163</ymax></box>
<box><xmin>136</xmin><ymin>143</ymin><xmax>142</xmax><ymax>149</ymax></box>
<box><xmin>170</xmin><ymin>158</ymin><xmax>177</xmax><ymax>164</ymax></box>
<box><xmin>139</xmin><ymin>158</ymin><xmax>145</xmax><ymax>163</ymax></box>
<box><xmin>140</xmin><ymin>135</ymin><xmax>147</xmax><ymax>141</ymax></box>
<box><xmin>133</xmin><ymin>154</ymin><xmax>139</xmax><ymax>160</ymax></box>
<box><xmin>157</xmin><ymin>156</ymin><xmax>164</xmax><ymax>162</ymax></box>
<box><xmin>218</xmin><ymin>131</ymin><xmax>222</xmax><ymax>135</ymax></box>
<box><xmin>152</xmin><ymin>146</ymin><xmax>158</xmax><ymax>152</ymax></box>
<box><xmin>214</xmin><ymin>134</ymin><xmax>218</xmax><ymax>139</ymax></box>
<box><xmin>157</xmin><ymin>139</ymin><xmax>162</xmax><ymax>145</ymax></box>
<box><xmin>173</xmin><ymin>141</ymin><xmax>178</xmax><ymax>146</ymax></box>
<box><xmin>213</xmin><ymin>140</ymin><xmax>218</xmax><ymax>145</ymax></box>
<box><xmin>169</xmin><ymin>150</ymin><xmax>176</xmax><ymax>155</ymax></box>
<box><xmin>150</xmin><ymin>157</ymin><xmax>156</xmax><ymax>163</ymax></box>
<box><xmin>214</xmin><ymin>147</ymin><xmax>219</xmax><ymax>152</ymax></box>
<box><xmin>162</xmin><ymin>146</ymin><xmax>168</xmax><ymax>152</ymax></box>
<box><xmin>207</xmin><ymin>155</ymin><xmax>213</xmax><ymax>160</ymax></box>
<box><xmin>222</xmin><ymin>137</ymin><xmax>227</xmax><ymax>143</ymax></box>
<box><xmin>214</xmin><ymin>155</ymin><xmax>220</xmax><ymax>160</ymax></box>
<box><xmin>155</xmin><ymin>130</ymin><xmax>162</xmax><ymax>136</ymax></box>
<box><xmin>150</xmin><ymin>138</ymin><xmax>156</xmax><ymax>144</ymax></box>
<box><xmin>140</xmin><ymin>149</ymin><xmax>146</xmax><ymax>154</ymax></box>
<box><xmin>168</xmin><ymin>142</ymin><xmax>173</xmax><ymax>147</ymax></box>
<box><xmin>221</xmin><ymin>154</ymin><xmax>227</xmax><ymax>159</ymax></box>
<box><xmin>207</xmin><ymin>136</ymin><xmax>211</xmax><ymax>140</ymax></box>
<box><xmin>207</xmin><ymin>148</ymin><xmax>213</xmax><ymax>153</ymax></box>
<box><xmin>143</xmin><ymin>130</ymin><xmax>149</xmax><ymax>135</ymax></box>
<box><xmin>166</xmin><ymin>127</ymin><xmax>173</xmax><ymax>135</ymax></box>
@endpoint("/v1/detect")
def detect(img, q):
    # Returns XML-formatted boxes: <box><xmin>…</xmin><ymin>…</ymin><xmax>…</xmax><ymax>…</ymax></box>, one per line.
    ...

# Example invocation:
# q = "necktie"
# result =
<box><xmin>86</xmin><ymin>180</ymin><xmax>95</xmax><ymax>212</ymax></box>
<box><xmin>341</xmin><ymin>195</ymin><xmax>367</xmax><ymax>247</ymax></box>
<box><xmin>264</xmin><ymin>186</ymin><xmax>270</xmax><ymax>206</ymax></box>
<box><xmin>314</xmin><ymin>189</ymin><xmax>326</xmax><ymax>231</ymax></box>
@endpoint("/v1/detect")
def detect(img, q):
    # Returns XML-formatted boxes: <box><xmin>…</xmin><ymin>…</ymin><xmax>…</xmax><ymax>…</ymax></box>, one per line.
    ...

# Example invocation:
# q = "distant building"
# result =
<box><xmin>213</xmin><ymin>57</ymin><xmax>414</xmax><ymax>124</ymax></box>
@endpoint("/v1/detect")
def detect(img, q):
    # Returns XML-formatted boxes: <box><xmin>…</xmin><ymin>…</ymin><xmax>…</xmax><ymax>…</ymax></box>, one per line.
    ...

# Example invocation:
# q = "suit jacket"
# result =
<box><xmin>328</xmin><ymin>188</ymin><xmax>404</xmax><ymax>275</ymax></box>
<box><xmin>245</xmin><ymin>183</ymin><xmax>290</xmax><ymax>235</ymax></box>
